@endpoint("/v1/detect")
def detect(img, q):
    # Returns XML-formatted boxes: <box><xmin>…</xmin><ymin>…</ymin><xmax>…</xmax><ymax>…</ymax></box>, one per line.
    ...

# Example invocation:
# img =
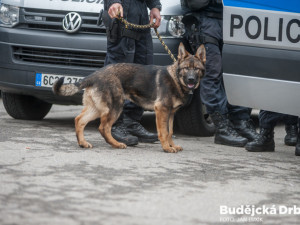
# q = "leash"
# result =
<box><xmin>117</xmin><ymin>15</ymin><xmax>177</xmax><ymax>63</ymax></box>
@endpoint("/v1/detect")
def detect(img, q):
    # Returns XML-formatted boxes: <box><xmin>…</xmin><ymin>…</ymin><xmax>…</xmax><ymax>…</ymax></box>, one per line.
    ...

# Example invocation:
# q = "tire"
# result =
<box><xmin>175</xmin><ymin>87</ymin><xmax>215</xmax><ymax>136</ymax></box>
<box><xmin>2</xmin><ymin>92</ymin><xmax>52</xmax><ymax>120</ymax></box>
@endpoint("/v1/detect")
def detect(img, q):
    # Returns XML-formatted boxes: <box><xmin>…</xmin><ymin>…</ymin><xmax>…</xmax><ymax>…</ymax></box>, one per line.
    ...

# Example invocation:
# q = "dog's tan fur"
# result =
<box><xmin>53</xmin><ymin>43</ymin><xmax>206</xmax><ymax>153</ymax></box>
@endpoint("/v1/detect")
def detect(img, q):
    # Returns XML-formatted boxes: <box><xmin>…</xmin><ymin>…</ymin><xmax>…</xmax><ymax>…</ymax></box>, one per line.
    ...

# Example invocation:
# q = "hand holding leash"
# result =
<box><xmin>150</xmin><ymin>8</ymin><xmax>161</xmax><ymax>29</ymax></box>
<box><xmin>108</xmin><ymin>3</ymin><xmax>123</xmax><ymax>18</ymax></box>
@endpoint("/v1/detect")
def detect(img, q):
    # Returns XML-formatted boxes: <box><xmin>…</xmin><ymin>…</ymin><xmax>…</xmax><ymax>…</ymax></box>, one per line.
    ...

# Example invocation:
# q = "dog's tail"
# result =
<box><xmin>53</xmin><ymin>77</ymin><xmax>84</xmax><ymax>96</ymax></box>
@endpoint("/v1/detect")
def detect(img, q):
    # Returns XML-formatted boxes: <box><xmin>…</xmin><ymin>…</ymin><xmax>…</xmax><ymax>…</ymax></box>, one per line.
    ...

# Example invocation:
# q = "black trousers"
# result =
<box><xmin>104</xmin><ymin>0</ymin><xmax>153</xmax><ymax>122</ymax></box>
<box><xmin>259</xmin><ymin>110</ymin><xmax>298</xmax><ymax>129</ymax></box>
<box><xmin>198</xmin><ymin>13</ymin><xmax>251</xmax><ymax>120</ymax></box>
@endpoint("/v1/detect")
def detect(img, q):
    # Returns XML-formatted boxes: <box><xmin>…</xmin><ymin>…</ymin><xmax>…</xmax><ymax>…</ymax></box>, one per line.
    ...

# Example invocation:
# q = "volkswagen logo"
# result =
<box><xmin>62</xmin><ymin>12</ymin><xmax>82</xmax><ymax>33</ymax></box>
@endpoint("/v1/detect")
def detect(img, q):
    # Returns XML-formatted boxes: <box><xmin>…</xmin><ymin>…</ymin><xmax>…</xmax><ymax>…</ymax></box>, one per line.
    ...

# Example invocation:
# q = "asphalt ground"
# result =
<box><xmin>0</xmin><ymin>99</ymin><xmax>299</xmax><ymax>225</ymax></box>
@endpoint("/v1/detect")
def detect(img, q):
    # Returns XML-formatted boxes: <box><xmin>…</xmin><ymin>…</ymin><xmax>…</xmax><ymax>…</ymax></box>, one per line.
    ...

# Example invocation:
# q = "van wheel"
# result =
<box><xmin>175</xmin><ymin>87</ymin><xmax>215</xmax><ymax>136</ymax></box>
<box><xmin>2</xmin><ymin>92</ymin><xmax>52</xmax><ymax>120</ymax></box>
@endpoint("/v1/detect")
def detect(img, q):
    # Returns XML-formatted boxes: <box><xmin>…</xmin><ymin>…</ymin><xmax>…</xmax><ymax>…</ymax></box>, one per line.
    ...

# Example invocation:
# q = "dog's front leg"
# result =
<box><xmin>168</xmin><ymin>111</ymin><xmax>183</xmax><ymax>152</ymax></box>
<box><xmin>155</xmin><ymin>104</ymin><xmax>178</xmax><ymax>153</ymax></box>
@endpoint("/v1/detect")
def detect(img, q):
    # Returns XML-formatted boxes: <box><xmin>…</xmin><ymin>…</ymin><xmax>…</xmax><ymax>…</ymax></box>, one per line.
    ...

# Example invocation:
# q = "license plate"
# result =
<box><xmin>35</xmin><ymin>73</ymin><xmax>84</xmax><ymax>88</ymax></box>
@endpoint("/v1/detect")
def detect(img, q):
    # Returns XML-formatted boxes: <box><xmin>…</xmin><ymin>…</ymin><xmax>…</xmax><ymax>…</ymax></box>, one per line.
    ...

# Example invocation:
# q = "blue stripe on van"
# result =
<box><xmin>223</xmin><ymin>0</ymin><xmax>300</xmax><ymax>13</ymax></box>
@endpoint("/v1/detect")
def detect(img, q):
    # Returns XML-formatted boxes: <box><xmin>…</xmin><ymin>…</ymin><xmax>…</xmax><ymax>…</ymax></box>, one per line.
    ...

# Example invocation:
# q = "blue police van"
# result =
<box><xmin>222</xmin><ymin>0</ymin><xmax>300</xmax><ymax>117</ymax></box>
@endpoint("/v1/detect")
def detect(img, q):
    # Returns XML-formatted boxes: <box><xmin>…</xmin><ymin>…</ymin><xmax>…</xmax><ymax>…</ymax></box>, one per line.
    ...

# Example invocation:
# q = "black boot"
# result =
<box><xmin>210</xmin><ymin>112</ymin><xmax>248</xmax><ymax>147</ymax></box>
<box><xmin>232</xmin><ymin>119</ymin><xmax>258</xmax><ymax>141</ymax></box>
<box><xmin>295</xmin><ymin>141</ymin><xmax>300</xmax><ymax>156</ymax></box>
<box><xmin>245</xmin><ymin>128</ymin><xmax>275</xmax><ymax>152</ymax></box>
<box><xmin>284</xmin><ymin>124</ymin><xmax>298</xmax><ymax>146</ymax></box>
<box><xmin>111</xmin><ymin>121</ymin><xmax>139</xmax><ymax>146</ymax></box>
<box><xmin>295</xmin><ymin>130</ymin><xmax>300</xmax><ymax>156</ymax></box>
<box><xmin>124</xmin><ymin>116</ymin><xmax>158</xmax><ymax>143</ymax></box>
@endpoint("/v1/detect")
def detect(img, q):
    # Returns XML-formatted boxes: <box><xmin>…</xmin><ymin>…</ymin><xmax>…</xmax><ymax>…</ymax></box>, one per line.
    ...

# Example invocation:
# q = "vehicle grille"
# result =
<box><xmin>12</xmin><ymin>46</ymin><xmax>105</xmax><ymax>68</ymax></box>
<box><xmin>18</xmin><ymin>8</ymin><xmax>106</xmax><ymax>34</ymax></box>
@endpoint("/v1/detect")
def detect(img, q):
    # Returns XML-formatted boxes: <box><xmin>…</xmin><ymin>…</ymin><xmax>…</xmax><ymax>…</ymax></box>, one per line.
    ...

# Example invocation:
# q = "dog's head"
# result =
<box><xmin>176</xmin><ymin>42</ymin><xmax>206</xmax><ymax>91</ymax></box>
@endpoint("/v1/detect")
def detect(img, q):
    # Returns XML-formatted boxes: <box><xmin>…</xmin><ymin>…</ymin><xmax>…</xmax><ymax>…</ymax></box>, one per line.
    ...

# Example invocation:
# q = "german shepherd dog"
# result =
<box><xmin>53</xmin><ymin>43</ymin><xmax>206</xmax><ymax>153</ymax></box>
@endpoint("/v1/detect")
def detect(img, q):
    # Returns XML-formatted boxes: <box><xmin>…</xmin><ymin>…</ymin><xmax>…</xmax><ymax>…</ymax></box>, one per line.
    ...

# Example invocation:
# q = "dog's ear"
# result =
<box><xmin>195</xmin><ymin>44</ymin><xmax>206</xmax><ymax>64</ymax></box>
<box><xmin>177</xmin><ymin>42</ymin><xmax>190</xmax><ymax>62</ymax></box>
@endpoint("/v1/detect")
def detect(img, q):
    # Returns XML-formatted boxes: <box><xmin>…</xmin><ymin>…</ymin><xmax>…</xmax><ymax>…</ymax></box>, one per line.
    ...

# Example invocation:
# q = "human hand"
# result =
<box><xmin>150</xmin><ymin>8</ymin><xmax>161</xmax><ymax>28</ymax></box>
<box><xmin>108</xmin><ymin>3</ymin><xmax>123</xmax><ymax>18</ymax></box>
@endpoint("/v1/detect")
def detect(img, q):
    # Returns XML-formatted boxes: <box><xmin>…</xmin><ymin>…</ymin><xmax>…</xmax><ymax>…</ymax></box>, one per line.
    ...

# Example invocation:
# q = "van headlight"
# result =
<box><xmin>0</xmin><ymin>4</ymin><xmax>19</xmax><ymax>27</ymax></box>
<box><xmin>151</xmin><ymin>16</ymin><xmax>185</xmax><ymax>38</ymax></box>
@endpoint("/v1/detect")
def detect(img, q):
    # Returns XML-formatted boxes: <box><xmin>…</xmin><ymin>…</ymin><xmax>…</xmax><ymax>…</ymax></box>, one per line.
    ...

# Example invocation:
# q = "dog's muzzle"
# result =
<box><xmin>187</xmin><ymin>77</ymin><xmax>197</xmax><ymax>90</ymax></box>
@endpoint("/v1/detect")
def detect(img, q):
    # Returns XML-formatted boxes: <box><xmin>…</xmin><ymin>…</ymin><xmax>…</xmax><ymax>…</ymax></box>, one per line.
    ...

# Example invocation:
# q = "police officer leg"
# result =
<box><xmin>283</xmin><ymin>114</ymin><xmax>298</xmax><ymax>146</ymax></box>
<box><xmin>229</xmin><ymin>105</ymin><xmax>258</xmax><ymax>141</ymax></box>
<box><xmin>201</xmin><ymin>43</ymin><xmax>247</xmax><ymax>147</ymax></box>
<box><xmin>295</xmin><ymin>118</ymin><xmax>300</xmax><ymax>156</ymax></box>
<box><xmin>122</xmin><ymin>28</ymin><xmax>158</xmax><ymax>143</ymax></box>
<box><xmin>105</xmin><ymin>37</ymin><xmax>139</xmax><ymax>146</ymax></box>
<box><xmin>245</xmin><ymin>110</ymin><xmax>281</xmax><ymax>152</ymax></box>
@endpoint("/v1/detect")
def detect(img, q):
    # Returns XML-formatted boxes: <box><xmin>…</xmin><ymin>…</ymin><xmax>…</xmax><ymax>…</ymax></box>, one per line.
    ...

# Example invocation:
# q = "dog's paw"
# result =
<box><xmin>163</xmin><ymin>147</ymin><xmax>178</xmax><ymax>153</ymax></box>
<box><xmin>118</xmin><ymin>143</ymin><xmax>127</xmax><ymax>149</ymax></box>
<box><xmin>173</xmin><ymin>145</ymin><xmax>183</xmax><ymax>151</ymax></box>
<box><xmin>79</xmin><ymin>141</ymin><xmax>93</xmax><ymax>148</ymax></box>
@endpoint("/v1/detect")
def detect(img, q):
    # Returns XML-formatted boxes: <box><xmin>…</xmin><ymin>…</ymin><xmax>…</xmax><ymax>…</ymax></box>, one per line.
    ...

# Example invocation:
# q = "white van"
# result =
<box><xmin>0</xmin><ymin>0</ymin><xmax>215</xmax><ymax>136</ymax></box>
